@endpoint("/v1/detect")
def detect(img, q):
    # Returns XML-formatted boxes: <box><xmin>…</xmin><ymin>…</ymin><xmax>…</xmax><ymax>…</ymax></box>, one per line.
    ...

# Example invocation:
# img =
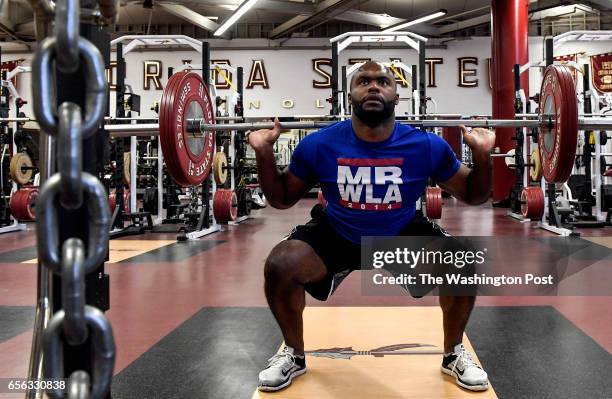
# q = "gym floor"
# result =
<box><xmin>0</xmin><ymin>199</ymin><xmax>611</xmax><ymax>399</ymax></box>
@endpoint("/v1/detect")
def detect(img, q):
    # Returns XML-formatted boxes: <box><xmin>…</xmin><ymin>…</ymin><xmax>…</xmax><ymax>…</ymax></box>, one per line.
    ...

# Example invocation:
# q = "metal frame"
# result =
<box><xmin>110</xmin><ymin>34</ymin><xmax>203</xmax><ymax>55</ymax></box>
<box><xmin>553</xmin><ymin>30</ymin><xmax>612</xmax><ymax>47</ymax></box>
<box><xmin>330</xmin><ymin>31</ymin><xmax>427</xmax><ymax>118</ymax></box>
<box><xmin>330</xmin><ymin>31</ymin><xmax>428</xmax><ymax>53</ymax></box>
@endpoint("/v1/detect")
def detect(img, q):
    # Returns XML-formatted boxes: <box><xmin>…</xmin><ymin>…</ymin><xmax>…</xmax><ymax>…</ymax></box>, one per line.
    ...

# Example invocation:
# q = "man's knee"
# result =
<box><xmin>264</xmin><ymin>240</ymin><xmax>322</xmax><ymax>283</ymax></box>
<box><xmin>439</xmin><ymin>296</ymin><xmax>476</xmax><ymax>311</ymax></box>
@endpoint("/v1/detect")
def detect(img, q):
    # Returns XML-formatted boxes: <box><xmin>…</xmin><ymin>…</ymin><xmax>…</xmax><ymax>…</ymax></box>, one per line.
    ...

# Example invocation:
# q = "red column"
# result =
<box><xmin>491</xmin><ymin>0</ymin><xmax>529</xmax><ymax>202</ymax></box>
<box><xmin>442</xmin><ymin>127</ymin><xmax>462</xmax><ymax>160</ymax></box>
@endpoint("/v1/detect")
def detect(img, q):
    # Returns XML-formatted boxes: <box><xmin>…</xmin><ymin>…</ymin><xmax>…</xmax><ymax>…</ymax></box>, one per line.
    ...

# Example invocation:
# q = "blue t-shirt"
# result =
<box><xmin>289</xmin><ymin>119</ymin><xmax>461</xmax><ymax>244</ymax></box>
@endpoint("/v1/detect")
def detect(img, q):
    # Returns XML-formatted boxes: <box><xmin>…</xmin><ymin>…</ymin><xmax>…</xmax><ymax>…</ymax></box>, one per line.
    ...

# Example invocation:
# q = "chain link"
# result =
<box><xmin>31</xmin><ymin>0</ymin><xmax>116</xmax><ymax>398</ymax></box>
<box><xmin>55</xmin><ymin>0</ymin><xmax>79</xmax><ymax>74</ymax></box>
<box><xmin>58</xmin><ymin>102</ymin><xmax>84</xmax><ymax>209</ymax></box>
<box><xmin>67</xmin><ymin>371</ymin><xmax>91</xmax><ymax>399</ymax></box>
<box><xmin>61</xmin><ymin>238</ymin><xmax>87</xmax><ymax>345</ymax></box>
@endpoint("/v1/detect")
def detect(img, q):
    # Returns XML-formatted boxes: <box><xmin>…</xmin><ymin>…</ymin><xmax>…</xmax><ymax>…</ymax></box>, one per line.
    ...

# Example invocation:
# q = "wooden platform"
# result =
<box><xmin>253</xmin><ymin>307</ymin><xmax>497</xmax><ymax>399</ymax></box>
<box><xmin>22</xmin><ymin>239</ymin><xmax>176</xmax><ymax>264</ymax></box>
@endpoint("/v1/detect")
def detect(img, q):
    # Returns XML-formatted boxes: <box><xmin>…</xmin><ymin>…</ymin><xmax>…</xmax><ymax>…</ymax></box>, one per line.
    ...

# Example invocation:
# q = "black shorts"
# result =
<box><xmin>286</xmin><ymin>205</ymin><xmax>451</xmax><ymax>301</ymax></box>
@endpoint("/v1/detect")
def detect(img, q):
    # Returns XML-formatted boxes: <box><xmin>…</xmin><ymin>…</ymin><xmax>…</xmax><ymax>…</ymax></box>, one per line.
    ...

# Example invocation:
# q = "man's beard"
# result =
<box><xmin>352</xmin><ymin>97</ymin><xmax>396</xmax><ymax>128</ymax></box>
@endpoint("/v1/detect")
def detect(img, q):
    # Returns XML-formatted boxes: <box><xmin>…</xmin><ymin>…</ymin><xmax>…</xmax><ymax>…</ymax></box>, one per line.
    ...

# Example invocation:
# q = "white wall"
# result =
<box><xmin>2</xmin><ymin>36</ymin><xmax>611</xmax><ymax>119</ymax></box>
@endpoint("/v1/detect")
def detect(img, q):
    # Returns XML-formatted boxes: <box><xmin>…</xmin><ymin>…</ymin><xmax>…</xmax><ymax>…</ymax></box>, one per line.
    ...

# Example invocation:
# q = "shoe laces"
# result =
<box><xmin>452</xmin><ymin>344</ymin><xmax>480</xmax><ymax>373</ymax></box>
<box><xmin>267</xmin><ymin>348</ymin><xmax>296</xmax><ymax>370</ymax></box>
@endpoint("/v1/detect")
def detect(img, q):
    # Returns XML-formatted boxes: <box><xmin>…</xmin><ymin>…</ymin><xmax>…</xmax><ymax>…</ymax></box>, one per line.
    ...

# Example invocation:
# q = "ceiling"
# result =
<box><xmin>1</xmin><ymin>0</ymin><xmax>611</xmax><ymax>45</ymax></box>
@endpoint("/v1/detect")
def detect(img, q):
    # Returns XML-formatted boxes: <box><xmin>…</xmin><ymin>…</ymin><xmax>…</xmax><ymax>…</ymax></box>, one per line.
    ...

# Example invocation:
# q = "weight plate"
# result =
<box><xmin>317</xmin><ymin>190</ymin><xmax>327</xmax><ymax>208</ymax></box>
<box><xmin>161</xmin><ymin>71</ymin><xmax>190</xmax><ymax>188</ymax></box>
<box><xmin>538</xmin><ymin>65</ymin><xmax>578</xmax><ymax>183</ymax></box>
<box><xmin>123</xmin><ymin>152</ymin><xmax>131</xmax><ymax>186</ymax></box>
<box><xmin>10</xmin><ymin>152</ymin><xmax>33</xmax><ymax>184</ymax></box>
<box><xmin>557</xmin><ymin>65</ymin><xmax>578</xmax><ymax>181</ymax></box>
<box><xmin>425</xmin><ymin>187</ymin><xmax>442</xmax><ymax>220</ymax></box>
<box><xmin>109</xmin><ymin>189</ymin><xmax>130</xmax><ymax>214</ymax></box>
<box><xmin>166</xmin><ymin>71</ymin><xmax>214</xmax><ymax>186</ymax></box>
<box><xmin>504</xmin><ymin>149</ymin><xmax>516</xmax><ymax>168</ymax></box>
<box><xmin>213</xmin><ymin>151</ymin><xmax>228</xmax><ymax>185</ymax></box>
<box><xmin>9</xmin><ymin>188</ymin><xmax>38</xmax><ymax>221</ymax></box>
<box><xmin>160</xmin><ymin>71</ymin><xmax>185</xmax><ymax>185</ymax></box>
<box><xmin>530</xmin><ymin>149</ymin><xmax>542</xmax><ymax>182</ymax></box>
<box><xmin>160</xmin><ymin>72</ymin><xmax>215</xmax><ymax>187</ymax></box>
<box><xmin>520</xmin><ymin>186</ymin><xmax>544</xmax><ymax>219</ymax></box>
<box><xmin>213</xmin><ymin>189</ymin><xmax>238</xmax><ymax>222</ymax></box>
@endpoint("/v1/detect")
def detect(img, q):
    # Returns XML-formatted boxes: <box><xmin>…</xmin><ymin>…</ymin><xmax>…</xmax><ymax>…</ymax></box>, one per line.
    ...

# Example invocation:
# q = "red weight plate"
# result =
<box><xmin>426</xmin><ymin>187</ymin><xmax>442</xmax><ymax>219</ymax></box>
<box><xmin>520</xmin><ymin>187</ymin><xmax>528</xmax><ymax>218</ymax></box>
<box><xmin>160</xmin><ymin>71</ymin><xmax>186</xmax><ymax>182</ymax></box>
<box><xmin>533</xmin><ymin>187</ymin><xmax>545</xmax><ymax>219</ymax></box>
<box><xmin>521</xmin><ymin>186</ymin><xmax>544</xmax><ymax>219</ymax></box>
<box><xmin>558</xmin><ymin>66</ymin><xmax>579</xmax><ymax>181</ymax></box>
<box><xmin>163</xmin><ymin>71</ymin><xmax>205</xmax><ymax>186</ymax></box>
<box><xmin>317</xmin><ymin>190</ymin><xmax>327</xmax><ymax>208</ymax></box>
<box><xmin>108</xmin><ymin>193</ymin><xmax>116</xmax><ymax>214</ymax></box>
<box><xmin>213</xmin><ymin>189</ymin><xmax>238</xmax><ymax>222</ymax></box>
<box><xmin>536</xmin><ymin>187</ymin><xmax>545</xmax><ymax>218</ymax></box>
<box><xmin>164</xmin><ymin>72</ymin><xmax>189</xmax><ymax>177</ymax></box>
<box><xmin>538</xmin><ymin>65</ymin><xmax>578</xmax><ymax>183</ymax></box>
<box><xmin>160</xmin><ymin>72</ymin><xmax>184</xmax><ymax>184</ymax></box>
<box><xmin>160</xmin><ymin>72</ymin><xmax>215</xmax><ymax>187</ymax></box>
<box><xmin>10</xmin><ymin>188</ymin><xmax>38</xmax><ymax>221</ymax></box>
<box><xmin>109</xmin><ymin>189</ymin><xmax>130</xmax><ymax>214</ymax></box>
<box><xmin>10</xmin><ymin>190</ymin><xmax>25</xmax><ymax>220</ymax></box>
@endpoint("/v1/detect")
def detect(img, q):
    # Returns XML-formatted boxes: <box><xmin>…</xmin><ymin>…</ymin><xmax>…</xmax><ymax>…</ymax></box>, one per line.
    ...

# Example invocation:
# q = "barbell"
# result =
<box><xmin>145</xmin><ymin>65</ymin><xmax>611</xmax><ymax>186</ymax></box>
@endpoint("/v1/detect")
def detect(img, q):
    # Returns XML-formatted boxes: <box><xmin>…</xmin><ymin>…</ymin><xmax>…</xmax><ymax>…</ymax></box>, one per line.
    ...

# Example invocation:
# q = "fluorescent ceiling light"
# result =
<box><xmin>382</xmin><ymin>9</ymin><xmax>447</xmax><ymax>32</ymax></box>
<box><xmin>214</xmin><ymin>0</ymin><xmax>259</xmax><ymax>36</ymax></box>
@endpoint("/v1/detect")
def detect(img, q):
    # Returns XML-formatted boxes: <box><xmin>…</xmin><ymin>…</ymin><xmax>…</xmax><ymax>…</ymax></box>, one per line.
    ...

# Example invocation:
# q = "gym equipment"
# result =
<box><xmin>9</xmin><ymin>187</ymin><xmax>38</xmax><ymax>221</ymax></box>
<box><xmin>530</xmin><ymin>149</ymin><xmax>542</xmax><ymax>182</ymax></box>
<box><xmin>159</xmin><ymin>71</ymin><xmax>215</xmax><ymax>187</ymax></box>
<box><xmin>520</xmin><ymin>186</ymin><xmax>545</xmax><ymax>219</ymax></box>
<box><xmin>213</xmin><ymin>151</ymin><xmax>228</xmax><ymax>185</ymax></box>
<box><xmin>109</xmin><ymin>189</ymin><xmax>130</xmax><ymax>214</ymax></box>
<box><xmin>9</xmin><ymin>152</ymin><xmax>34</xmax><ymax>184</ymax></box>
<box><xmin>425</xmin><ymin>187</ymin><xmax>442</xmax><ymax>220</ymax></box>
<box><xmin>213</xmin><ymin>189</ymin><xmax>237</xmax><ymax>222</ymax></box>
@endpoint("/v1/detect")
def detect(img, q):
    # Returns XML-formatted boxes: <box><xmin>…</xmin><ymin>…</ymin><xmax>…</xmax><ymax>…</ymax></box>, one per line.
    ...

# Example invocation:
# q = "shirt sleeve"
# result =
<box><xmin>429</xmin><ymin>133</ymin><xmax>461</xmax><ymax>182</ymax></box>
<box><xmin>288</xmin><ymin>133</ymin><xmax>317</xmax><ymax>181</ymax></box>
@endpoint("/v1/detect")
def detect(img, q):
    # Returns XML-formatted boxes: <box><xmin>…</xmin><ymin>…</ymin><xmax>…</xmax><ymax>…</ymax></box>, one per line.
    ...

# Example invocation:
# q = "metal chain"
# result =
<box><xmin>31</xmin><ymin>0</ymin><xmax>115</xmax><ymax>398</ymax></box>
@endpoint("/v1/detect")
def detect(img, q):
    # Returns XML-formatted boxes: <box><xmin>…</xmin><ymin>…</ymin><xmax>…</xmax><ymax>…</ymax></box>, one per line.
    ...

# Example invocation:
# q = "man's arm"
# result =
<box><xmin>248</xmin><ymin>118</ymin><xmax>315</xmax><ymax>209</ymax></box>
<box><xmin>437</xmin><ymin>126</ymin><xmax>495</xmax><ymax>205</ymax></box>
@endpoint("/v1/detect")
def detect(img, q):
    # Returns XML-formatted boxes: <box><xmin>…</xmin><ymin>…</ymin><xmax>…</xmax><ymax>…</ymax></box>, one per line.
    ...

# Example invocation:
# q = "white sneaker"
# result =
<box><xmin>441</xmin><ymin>343</ymin><xmax>489</xmax><ymax>391</ymax></box>
<box><xmin>258</xmin><ymin>346</ymin><xmax>307</xmax><ymax>392</ymax></box>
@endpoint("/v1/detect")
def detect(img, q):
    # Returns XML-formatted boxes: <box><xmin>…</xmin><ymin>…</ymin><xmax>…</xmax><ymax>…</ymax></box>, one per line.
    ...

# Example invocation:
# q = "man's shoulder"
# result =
<box><xmin>317</xmin><ymin>119</ymin><xmax>350</xmax><ymax>135</ymax></box>
<box><xmin>301</xmin><ymin>120</ymin><xmax>348</xmax><ymax>142</ymax></box>
<box><xmin>395</xmin><ymin>122</ymin><xmax>430</xmax><ymax>141</ymax></box>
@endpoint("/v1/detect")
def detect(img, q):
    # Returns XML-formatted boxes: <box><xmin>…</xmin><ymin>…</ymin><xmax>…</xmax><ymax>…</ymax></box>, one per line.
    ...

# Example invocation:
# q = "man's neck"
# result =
<box><xmin>351</xmin><ymin>115</ymin><xmax>396</xmax><ymax>142</ymax></box>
